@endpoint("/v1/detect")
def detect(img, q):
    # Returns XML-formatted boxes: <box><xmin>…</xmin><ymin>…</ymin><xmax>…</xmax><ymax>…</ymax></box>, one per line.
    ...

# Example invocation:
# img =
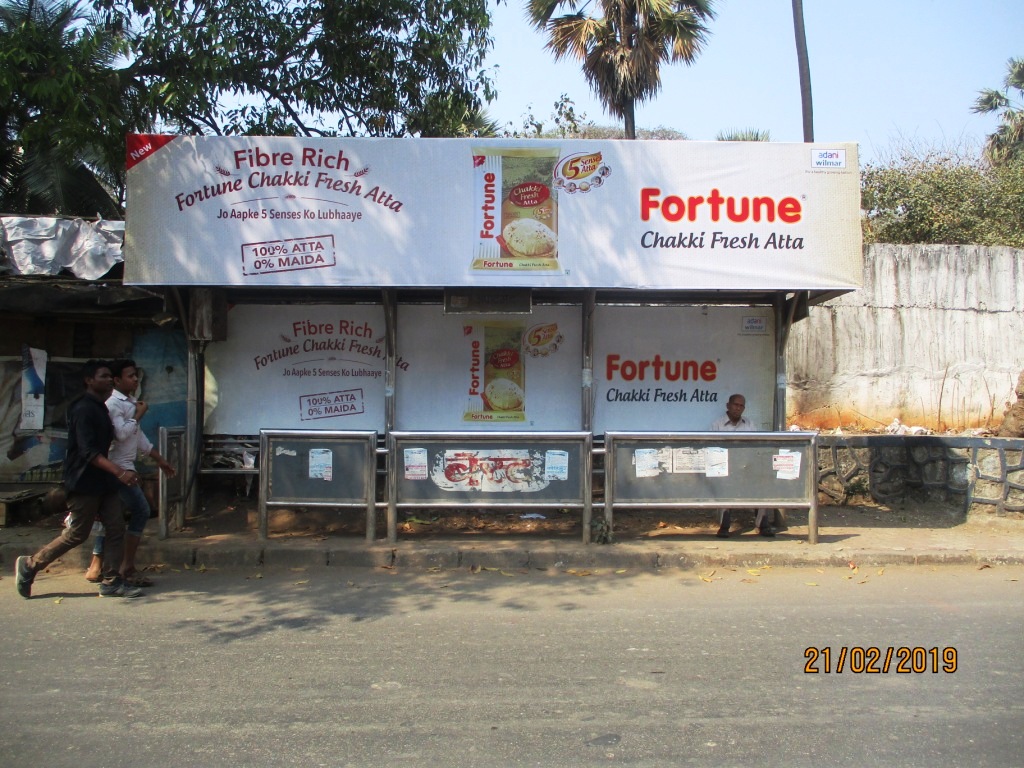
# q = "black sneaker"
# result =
<box><xmin>759</xmin><ymin>526</ymin><xmax>777</xmax><ymax>538</ymax></box>
<box><xmin>98</xmin><ymin>579</ymin><xmax>144</xmax><ymax>599</ymax></box>
<box><xmin>15</xmin><ymin>556</ymin><xmax>36</xmax><ymax>599</ymax></box>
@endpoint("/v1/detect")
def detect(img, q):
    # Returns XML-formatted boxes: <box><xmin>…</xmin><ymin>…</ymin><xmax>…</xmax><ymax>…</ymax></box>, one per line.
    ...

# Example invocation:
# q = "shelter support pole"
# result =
<box><xmin>773</xmin><ymin>293</ymin><xmax>794</xmax><ymax>430</ymax></box>
<box><xmin>183</xmin><ymin>335</ymin><xmax>202</xmax><ymax>528</ymax></box>
<box><xmin>582</xmin><ymin>290</ymin><xmax>596</xmax><ymax>542</ymax></box>
<box><xmin>383</xmin><ymin>289</ymin><xmax>397</xmax><ymax>544</ymax></box>
<box><xmin>774</xmin><ymin>291</ymin><xmax>809</xmax><ymax>531</ymax></box>
<box><xmin>182</xmin><ymin>287</ymin><xmax>222</xmax><ymax>527</ymax></box>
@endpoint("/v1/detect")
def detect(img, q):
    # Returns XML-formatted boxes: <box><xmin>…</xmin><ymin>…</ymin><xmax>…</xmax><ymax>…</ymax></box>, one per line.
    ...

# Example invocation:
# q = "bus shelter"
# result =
<box><xmin>125</xmin><ymin>135</ymin><xmax>862</xmax><ymax>543</ymax></box>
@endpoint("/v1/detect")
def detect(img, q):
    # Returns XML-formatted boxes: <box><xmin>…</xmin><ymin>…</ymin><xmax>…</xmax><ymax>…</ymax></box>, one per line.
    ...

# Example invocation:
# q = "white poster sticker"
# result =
<box><xmin>308</xmin><ymin>448</ymin><xmax>332</xmax><ymax>480</ymax></box>
<box><xmin>634</xmin><ymin>448</ymin><xmax>660</xmax><ymax>478</ymax></box>
<box><xmin>705</xmin><ymin>447</ymin><xmax>729</xmax><ymax>477</ymax></box>
<box><xmin>404</xmin><ymin>448</ymin><xmax>428</xmax><ymax>480</ymax></box>
<box><xmin>672</xmin><ymin>447</ymin><xmax>706</xmax><ymax>474</ymax></box>
<box><xmin>773</xmin><ymin>449</ymin><xmax>801</xmax><ymax>480</ymax></box>
<box><xmin>545</xmin><ymin>450</ymin><xmax>569</xmax><ymax>481</ymax></box>
<box><xmin>396</xmin><ymin>305</ymin><xmax>581</xmax><ymax>431</ymax></box>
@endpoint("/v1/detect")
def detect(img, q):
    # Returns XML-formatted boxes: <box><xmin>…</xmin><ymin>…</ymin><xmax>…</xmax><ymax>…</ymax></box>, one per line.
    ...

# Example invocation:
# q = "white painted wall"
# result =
<box><xmin>786</xmin><ymin>244</ymin><xmax>1024</xmax><ymax>431</ymax></box>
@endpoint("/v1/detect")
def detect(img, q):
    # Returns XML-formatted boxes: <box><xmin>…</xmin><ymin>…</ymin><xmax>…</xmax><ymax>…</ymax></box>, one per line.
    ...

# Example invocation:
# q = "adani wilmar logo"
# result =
<box><xmin>811</xmin><ymin>149</ymin><xmax>846</xmax><ymax>169</ymax></box>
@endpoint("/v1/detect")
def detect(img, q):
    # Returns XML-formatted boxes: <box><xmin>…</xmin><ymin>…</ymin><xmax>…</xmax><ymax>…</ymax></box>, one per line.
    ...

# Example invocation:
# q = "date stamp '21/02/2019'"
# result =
<box><xmin>804</xmin><ymin>646</ymin><xmax>957</xmax><ymax>674</ymax></box>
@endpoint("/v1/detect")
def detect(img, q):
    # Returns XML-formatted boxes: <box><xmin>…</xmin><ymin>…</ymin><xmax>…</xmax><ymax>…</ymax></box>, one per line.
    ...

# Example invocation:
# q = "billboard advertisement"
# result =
<box><xmin>204</xmin><ymin>304</ymin><xmax>388</xmax><ymax>433</ymax></box>
<box><xmin>124</xmin><ymin>136</ymin><xmax>861</xmax><ymax>291</ymax></box>
<box><xmin>395</xmin><ymin>305</ymin><xmax>582</xmax><ymax>431</ymax></box>
<box><xmin>593</xmin><ymin>306</ymin><xmax>776</xmax><ymax>433</ymax></box>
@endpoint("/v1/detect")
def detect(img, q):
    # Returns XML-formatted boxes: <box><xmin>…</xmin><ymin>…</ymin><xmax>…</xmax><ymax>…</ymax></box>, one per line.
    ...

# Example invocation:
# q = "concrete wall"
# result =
<box><xmin>786</xmin><ymin>244</ymin><xmax>1024</xmax><ymax>431</ymax></box>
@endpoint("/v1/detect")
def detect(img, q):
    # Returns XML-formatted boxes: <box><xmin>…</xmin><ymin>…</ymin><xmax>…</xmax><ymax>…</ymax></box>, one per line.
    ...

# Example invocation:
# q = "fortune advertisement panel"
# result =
<box><xmin>593</xmin><ymin>306</ymin><xmax>777</xmax><ymax>433</ymax></box>
<box><xmin>396</xmin><ymin>305</ymin><xmax>581</xmax><ymax>431</ymax></box>
<box><xmin>124</xmin><ymin>135</ymin><xmax>862</xmax><ymax>291</ymax></box>
<box><xmin>204</xmin><ymin>305</ymin><xmax>389</xmax><ymax>433</ymax></box>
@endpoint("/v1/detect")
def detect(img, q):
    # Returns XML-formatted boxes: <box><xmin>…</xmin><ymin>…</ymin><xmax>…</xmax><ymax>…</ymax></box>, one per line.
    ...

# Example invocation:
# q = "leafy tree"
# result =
<box><xmin>972</xmin><ymin>57</ymin><xmax>1024</xmax><ymax>166</ymax></box>
<box><xmin>0</xmin><ymin>0</ymin><xmax>145</xmax><ymax>215</ymax></box>
<box><xmin>861</xmin><ymin>148</ymin><xmax>1024</xmax><ymax>247</ymax></box>
<box><xmin>526</xmin><ymin>0</ymin><xmax>715</xmax><ymax>139</ymax></box>
<box><xmin>98</xmin><ymin>0</ymin><xmax>496</xmax><ymax>138</ymax></box>
<box><xmin>509</xmin><ymin>94</ymin><xmax>687</xmax><ymax>139</ymax></box>
<box><xmin>2</xmin><ymin>0</ymin><xmax>498</xmax><ymax>214</ymax></box>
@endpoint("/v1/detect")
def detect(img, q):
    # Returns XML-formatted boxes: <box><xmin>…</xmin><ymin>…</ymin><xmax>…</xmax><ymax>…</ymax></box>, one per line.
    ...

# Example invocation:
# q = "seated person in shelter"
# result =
<box><xmin>710</xmin><ymin>393</ymin><xmax>775</xmax><ymax>538</ymax></box>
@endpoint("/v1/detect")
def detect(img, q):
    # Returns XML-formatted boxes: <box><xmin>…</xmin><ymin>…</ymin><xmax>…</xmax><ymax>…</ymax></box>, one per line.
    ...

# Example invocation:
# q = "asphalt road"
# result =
<box><xmin>2</xmin><ymin>562</ymin><xmax>1022</xmax><ymax>767</ymax></box>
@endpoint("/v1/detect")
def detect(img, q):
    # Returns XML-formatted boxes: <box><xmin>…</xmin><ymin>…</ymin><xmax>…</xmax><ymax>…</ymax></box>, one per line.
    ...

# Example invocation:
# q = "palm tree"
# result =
<box><xmin>973</xmin><ymin>57</ymin><xmax>1024</xmax><ymax>166</ymax></box>
<box><xmin>716</xmin><ymin>128</ymin><xmax>770</xmax><ymax>142</ymax></box>
<box><xmin>791</xmin><ymin>0</ymin><xmax>813</xmax><ymax>141</ymax></box>
<box><xmin>527</xmin><ymin>0</ymin><xmax>715</xmax><ymax>139</ymax></box>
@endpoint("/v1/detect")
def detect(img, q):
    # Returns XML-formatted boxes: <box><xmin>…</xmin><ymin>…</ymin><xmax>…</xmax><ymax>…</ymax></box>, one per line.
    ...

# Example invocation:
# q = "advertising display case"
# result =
<box><xmin>387</xmin><ymin>431</ymin><xmax>592</xmax><ymax>543</ymax></box>
<box><xmin>604</xmin><ymin>431</ymin><xmax>820</xmax><ymax>543</ymax></box>
<box><xmin>258</xmin><ymin>430</ymin><xmax>377</xmax><ymax>540</ymax></box>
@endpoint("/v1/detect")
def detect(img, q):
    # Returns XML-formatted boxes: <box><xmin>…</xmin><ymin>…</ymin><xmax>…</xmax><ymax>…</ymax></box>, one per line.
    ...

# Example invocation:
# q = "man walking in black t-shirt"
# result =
<box><xmin>15</xmin><ymin>360</ymin><xmax>145</xmax><ymax>599</ymax></box>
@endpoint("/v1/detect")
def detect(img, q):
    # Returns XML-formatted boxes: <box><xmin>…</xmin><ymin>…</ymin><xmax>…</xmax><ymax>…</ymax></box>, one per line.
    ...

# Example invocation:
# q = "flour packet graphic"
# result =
<box><xmin>464</xmin><ymin>322</ymin><xmax>527</xmax><ymax>422</ymax></box>
<box><xmin>473</xmin><ymin>147</ymin><xmax>559</xmax><ymax>272</ymax></box>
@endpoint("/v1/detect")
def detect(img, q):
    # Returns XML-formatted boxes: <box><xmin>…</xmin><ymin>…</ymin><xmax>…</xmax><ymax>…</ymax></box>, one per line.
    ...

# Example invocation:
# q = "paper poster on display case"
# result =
<box><xmin>594</xmin><ymin>305</ymin><xmax>775</xmax><ymax>434</ymax></box>
<box><xmin>395</xmin><ymin>305</ymin><xmax>582</xmax><ymax>431</ymax></box>
<box><xmin>430</xmin><ymin>448</ymin><xmax>548</xmax><ymax>493</ymax></box>
<box><xmin>204</xmin><ymin>304</ymin><xmax>388</xmax><ymax>433</ymax></box>
<box><xmin>390</xmin><ymin>433</ymin><xmax>590</xmax><ymax>505</ymax></box>
<box><xmin>308</xmin><ymin>448</ymin><xmax>332</xmax><ymax>480</ymax></box>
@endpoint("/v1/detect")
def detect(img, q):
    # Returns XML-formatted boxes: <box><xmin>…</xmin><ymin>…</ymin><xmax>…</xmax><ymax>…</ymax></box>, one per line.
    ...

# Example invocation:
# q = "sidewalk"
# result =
<box><xmin>3</xmin><ymin>507</ymin><xmax>1024</xmax><ymax>574</ymax></box>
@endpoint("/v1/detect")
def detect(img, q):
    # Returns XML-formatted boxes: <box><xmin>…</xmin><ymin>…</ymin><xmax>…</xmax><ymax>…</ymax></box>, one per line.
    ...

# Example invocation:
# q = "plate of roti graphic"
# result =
<box><xmin>498</xmin><ymin>218</ymin><xmax>557</xmax><ymax>260</ymax></box>
<box><xmin>482</xmin><ymin>378</ymin><xmax>525</xmax><ymax>411</ymax></box>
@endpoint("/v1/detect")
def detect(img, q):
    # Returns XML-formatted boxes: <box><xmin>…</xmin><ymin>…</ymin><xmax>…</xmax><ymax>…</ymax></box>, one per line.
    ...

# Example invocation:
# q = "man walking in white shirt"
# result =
<box><xmin>88</xmin><ymin>359</ymin><xmax>176</xmax><ymax>586</ymax></box>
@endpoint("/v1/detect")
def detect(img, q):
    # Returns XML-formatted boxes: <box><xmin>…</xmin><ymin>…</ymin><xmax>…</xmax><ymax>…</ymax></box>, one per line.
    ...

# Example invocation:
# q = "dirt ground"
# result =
<box><xmin>144</xmin><ymin>479</ymin><xmax>971</xmax><ymax>541</ymax></box>
<box><xmin>19</xmin><ymin>474</ymin><xmax>980</xmax><ymax>542</ymax></box>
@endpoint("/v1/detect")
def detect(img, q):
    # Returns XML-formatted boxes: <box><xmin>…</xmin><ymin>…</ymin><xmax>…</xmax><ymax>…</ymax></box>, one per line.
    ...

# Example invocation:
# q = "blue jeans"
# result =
<box><xmin>119</xmin><ymin>483</ymin><xmax>151</xmax><ymax>537</ymax></box>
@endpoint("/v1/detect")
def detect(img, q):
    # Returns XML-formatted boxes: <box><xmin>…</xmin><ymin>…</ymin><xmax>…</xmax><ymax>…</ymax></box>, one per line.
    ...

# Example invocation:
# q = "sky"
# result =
<box><xmin>484</xmin><ymin>0</ymin><xmax>1022</xmax><ymax>165</ymax></box>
